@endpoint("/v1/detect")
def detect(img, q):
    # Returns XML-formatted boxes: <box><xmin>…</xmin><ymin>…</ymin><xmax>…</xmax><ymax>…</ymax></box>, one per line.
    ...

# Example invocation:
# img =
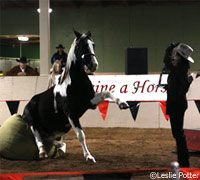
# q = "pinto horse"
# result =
<box><xmin>22</xmin><ymin>30</ymin><xmax>129</xmax><ymax>163</ymax></box>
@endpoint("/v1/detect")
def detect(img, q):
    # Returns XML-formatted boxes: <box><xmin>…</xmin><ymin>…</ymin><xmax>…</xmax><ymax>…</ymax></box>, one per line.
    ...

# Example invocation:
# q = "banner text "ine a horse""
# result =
<box><xmin>89</xmin><ymin>75</ymin><xmax>168</xmax><ymax>101</ymax></box>
<box><xmin>93</xmin><ymin>80</ymin><xmax>166</xmax><ymax>94</ymax></box>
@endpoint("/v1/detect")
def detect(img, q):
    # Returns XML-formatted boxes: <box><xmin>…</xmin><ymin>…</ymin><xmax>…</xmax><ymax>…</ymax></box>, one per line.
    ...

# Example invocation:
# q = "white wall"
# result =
<box><xmin>0</xmin><ymin>76</ymin><xmax>199</xmax><ymax>129</ymax></box>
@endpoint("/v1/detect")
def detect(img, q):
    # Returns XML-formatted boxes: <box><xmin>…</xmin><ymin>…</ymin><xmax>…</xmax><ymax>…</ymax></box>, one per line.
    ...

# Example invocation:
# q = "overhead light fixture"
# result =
<box><xmin>18</xmin><ymin>36</ymin><xmax>29</xmax><ymax>41</ymax></box>
<box><xmin>37</xmin><ymin>8</ymin><xmax>52</xmax><ymax>13</ymax></box>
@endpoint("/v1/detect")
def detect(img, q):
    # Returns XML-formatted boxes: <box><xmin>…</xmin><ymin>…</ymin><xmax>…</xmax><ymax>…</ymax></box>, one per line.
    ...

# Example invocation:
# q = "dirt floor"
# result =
<box><xmin>0</xmin><ymin>128</ymin><xmax>200</xmax><ymax>179</ymax></box>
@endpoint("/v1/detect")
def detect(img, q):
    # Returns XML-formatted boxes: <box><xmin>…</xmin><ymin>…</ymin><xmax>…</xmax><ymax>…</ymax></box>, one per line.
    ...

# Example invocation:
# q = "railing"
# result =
<box><xmin>0</xmin><ymin>57</ymin><xmax>40</xmax><ymax>74</ymax></box>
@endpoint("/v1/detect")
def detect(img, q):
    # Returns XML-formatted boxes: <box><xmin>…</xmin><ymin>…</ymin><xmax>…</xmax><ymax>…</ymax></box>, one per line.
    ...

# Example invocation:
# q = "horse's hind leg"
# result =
<box><xmin>30</xmin><ymin>126</ymin><xmax>48</xmax><ymax>159</ymax></box>
<box><xmin>22</xmin><ymin>95</ymin><xmax>48</xmax><ymax>159</ymax></box>
<box><xmin>90</xmin><ymin>91</ymin><xmax>129</xmax><ymax>109</ymax></box>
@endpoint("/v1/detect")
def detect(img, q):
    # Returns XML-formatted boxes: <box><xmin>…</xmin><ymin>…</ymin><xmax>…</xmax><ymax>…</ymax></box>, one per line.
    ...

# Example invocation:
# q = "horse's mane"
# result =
<box><xmin>59</xmin><ymin>39</ymin><xmax>77</xmax><ymax>85</ymax></box>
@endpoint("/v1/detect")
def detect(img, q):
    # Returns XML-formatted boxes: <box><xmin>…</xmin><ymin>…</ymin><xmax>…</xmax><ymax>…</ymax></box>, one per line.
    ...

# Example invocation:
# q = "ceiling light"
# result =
<box><xmin>18</xmin><ymin>36</ymin><xmax>29</xmax><ymax>41</ymax></box>
<box><xmin>37</xmin><ymin>8</ymin><xmax>52</xmax><ymax>13</ymax></box>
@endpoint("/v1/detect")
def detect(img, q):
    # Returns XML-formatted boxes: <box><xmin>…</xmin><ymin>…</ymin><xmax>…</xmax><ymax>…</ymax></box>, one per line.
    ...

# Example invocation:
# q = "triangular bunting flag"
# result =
<box><xmin>159</xmin><ymin>101</ymin><xmax>169</xmax><ymax>121</ymax></box>
<box><xmin>98</xmin><ymin>101</ymin><xmax>109</xmax><ymax>120</ymax></box>
<box><xmin>195</xmin><ymin>100</ymin><xmax>200</xmax><ymax>114</ymax></box>
<box><xmin>6</xmin><ymin>101</ymin><xmax>20</xmax><ymax>115</ymax></box>
<box><xmin>127</xmin><ymin>101</ymin><xmax>140</xmax><ymax>121</ymax></box>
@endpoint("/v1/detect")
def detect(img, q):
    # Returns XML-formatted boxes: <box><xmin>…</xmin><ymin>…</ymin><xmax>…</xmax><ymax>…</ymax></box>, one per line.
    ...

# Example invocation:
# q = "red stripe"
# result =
<box><xmin>1</xmin><ymin>168</ymin><xmax>199</xmax><ymax>180</ymax></box>
<box><xmin>0</xmin><ymin>100</ymin><xmax>28</xmax><ymax>102</ymax></box>
<box><xmin>0</xmin><ymin>168</ymin><xmax>169</xmax><ymax>178</ymax></box>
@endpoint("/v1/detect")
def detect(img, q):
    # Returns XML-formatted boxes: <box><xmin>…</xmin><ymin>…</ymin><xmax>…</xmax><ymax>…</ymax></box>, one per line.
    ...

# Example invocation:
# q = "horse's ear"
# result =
<box><xmin>86</xmin><ymin>31</ymin><xmax>91</xmax><ymax>38</ymax></box>
<box><xmin>73</xmin><ymin>29</ymin><xmax>82</xmax><ymax>40</ymax></box>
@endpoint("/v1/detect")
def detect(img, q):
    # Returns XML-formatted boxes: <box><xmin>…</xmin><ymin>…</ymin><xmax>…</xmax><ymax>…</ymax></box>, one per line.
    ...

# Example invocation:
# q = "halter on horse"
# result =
<box><xmin>22</xmin><ymin>30</ymin><xmax>129</xmax><ymax>163</ymax></box>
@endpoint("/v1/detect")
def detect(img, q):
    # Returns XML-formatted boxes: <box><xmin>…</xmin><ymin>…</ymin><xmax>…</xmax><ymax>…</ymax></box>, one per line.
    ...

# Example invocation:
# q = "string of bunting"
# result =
<box><xmin>97</xmin><ymin>100</ymin><xmax>199</xmax><ymax>121</ymax></box>
<box><xmin>1</xmin><ymin>100</ymin><xmax>199</xmax><ymax>121</ymax></box>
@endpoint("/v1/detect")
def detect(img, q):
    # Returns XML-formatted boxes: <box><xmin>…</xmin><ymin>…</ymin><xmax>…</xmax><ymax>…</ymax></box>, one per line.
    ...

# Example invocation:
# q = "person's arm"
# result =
<box><xmin>33</xmin><ymin>68</ymin><xmax>39</xmax><ymax>76</ymax></box>
<box><xmin>25</xmin><ymin>66</ymin><xmax>39</xmax><ymax>76</ymax></box>
<box><xmin>163</xmin><ymin>42</ymin><xmax>179</xmax><ymax>71</ymax></box>
<box><xmin>6</xmin><ymin>66</ymin><xmax>19</xmax><ymax>76</ymax></box>
<box><xmin>51</xmin><ymin>54</ymin><xmax>56</xmax><ymax>64</ymax></box>
<box><xmin>178</xmin><ymin>63</ymin><xmax>191</xmax><ymax>95</ymax></box>
<box><xmin>163</xmin><ymin>47</ymin><xmax>173</xmax><ymax>70</ymax></box>
<box><xmin>64</xmin><ymin>53</ymin><xmax>68</xmax><ymax>62</ymax></box>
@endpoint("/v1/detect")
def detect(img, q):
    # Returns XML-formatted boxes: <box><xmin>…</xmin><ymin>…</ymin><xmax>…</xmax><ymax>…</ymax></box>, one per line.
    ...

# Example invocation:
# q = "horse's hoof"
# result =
<box><xmin>39</xmin><ymin>152</ymin><xmax>48</xmax><ymax>159</ymax></box>
<box><xmin>86</xmin><ymin>155</ymin><xmax>96</xmax><ymax>163</ymax></box>
<box><xmin>119</xmin><ymin>102</ymin><xmax>129</xmax><ymax>109</ymax></box>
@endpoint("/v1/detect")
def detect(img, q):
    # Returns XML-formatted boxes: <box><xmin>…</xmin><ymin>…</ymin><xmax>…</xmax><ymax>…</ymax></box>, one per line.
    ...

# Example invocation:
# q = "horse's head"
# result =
<box><xmin>74</xmin><ymin>30</ymin><xmax>98</xmax><ymax>72</ymax></box>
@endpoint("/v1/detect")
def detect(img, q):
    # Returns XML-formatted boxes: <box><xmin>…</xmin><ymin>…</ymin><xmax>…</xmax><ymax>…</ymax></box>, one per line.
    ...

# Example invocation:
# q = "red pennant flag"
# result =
<box><xmin>159</xmin><ymin>101</ymin><xmax>169</xmax><ymax>121</ymax></box>
<box><xmin>98</xmin><ymin>100</ymin><xmax>109</xmax><ymax>120</ymax></box>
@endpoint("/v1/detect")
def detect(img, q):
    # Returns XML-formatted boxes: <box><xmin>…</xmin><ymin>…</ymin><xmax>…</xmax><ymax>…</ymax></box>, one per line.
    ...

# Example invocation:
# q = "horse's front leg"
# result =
<box><xmin>68</xmin><ymin>117</ymin><xmax>96</xmax><ymax>163</ymax></box>
<box><xmin>90</xmin><ymin>91</ymin><xmax>129</xmax><ymax>109</ymax></box>
<box><xmin>30</xmin><ymin>126</ymin><xmax>48</xmax><ymax>159</ymax></box>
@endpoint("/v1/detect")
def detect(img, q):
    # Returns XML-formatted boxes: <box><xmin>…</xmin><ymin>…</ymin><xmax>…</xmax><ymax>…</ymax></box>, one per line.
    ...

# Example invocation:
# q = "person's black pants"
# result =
<box><xmin>169</xmin><ymin>110</ymin><xmax>189</xmax><ymax>167</ymax></box>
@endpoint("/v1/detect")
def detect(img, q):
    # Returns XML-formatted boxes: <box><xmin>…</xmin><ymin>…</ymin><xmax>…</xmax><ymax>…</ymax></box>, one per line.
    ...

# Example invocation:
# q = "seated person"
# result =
<box><xmin>48</xmin><ymin>60</ymin><xmax>64</xmax><ymax>89</ymax></box>
<box><xmin>6</xmin><ymin>57</ymin><xmax>39</xmax><ymax>76</ymax></box>
<box><xmin>51</xmin><ymin>44</ymin><xmax>67</xmax><ymax>67</ymax></box>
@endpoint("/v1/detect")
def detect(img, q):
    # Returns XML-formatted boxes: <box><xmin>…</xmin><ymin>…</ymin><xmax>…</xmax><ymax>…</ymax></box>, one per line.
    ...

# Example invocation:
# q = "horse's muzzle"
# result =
<box><xmin>91</xmin><ymin>62</ymin><xmax>98</xmax><ymax>72</ymax></box>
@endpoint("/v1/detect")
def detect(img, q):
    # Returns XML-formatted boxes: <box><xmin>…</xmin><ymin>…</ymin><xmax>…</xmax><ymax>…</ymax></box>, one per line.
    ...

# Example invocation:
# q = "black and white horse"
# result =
<box><xmin>22</xmin><ymin>30</ymin><xmax>129</xmax><ymax>163</ymax></box>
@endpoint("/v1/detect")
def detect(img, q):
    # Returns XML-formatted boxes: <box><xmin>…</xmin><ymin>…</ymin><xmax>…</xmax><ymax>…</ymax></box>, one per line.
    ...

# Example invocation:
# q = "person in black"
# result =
<box><xmin>51</xmin><ymin>44</ymin><xmax>68</xmax><ymax>67</ymax></box>
<box><xmin>163</xmin><ymin>43</ymin><xmax>194</xmax><ymax>167</ymax></box>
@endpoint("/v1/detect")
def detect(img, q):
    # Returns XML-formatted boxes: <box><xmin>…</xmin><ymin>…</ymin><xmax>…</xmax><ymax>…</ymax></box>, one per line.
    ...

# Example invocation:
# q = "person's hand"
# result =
<box><xmin>17</xmin><ymin>72</ymin><xmax>26</xmax><ymax>76</ymax></box>
<box><xmin>165</xmin><ymin>42</ymin><xmax>180</xmax><ymax>54</ymax></box>
<box><xmin>171</xmin><ymin>42</ymin><xmax>179</xmax><ymax>48</ymax></box>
